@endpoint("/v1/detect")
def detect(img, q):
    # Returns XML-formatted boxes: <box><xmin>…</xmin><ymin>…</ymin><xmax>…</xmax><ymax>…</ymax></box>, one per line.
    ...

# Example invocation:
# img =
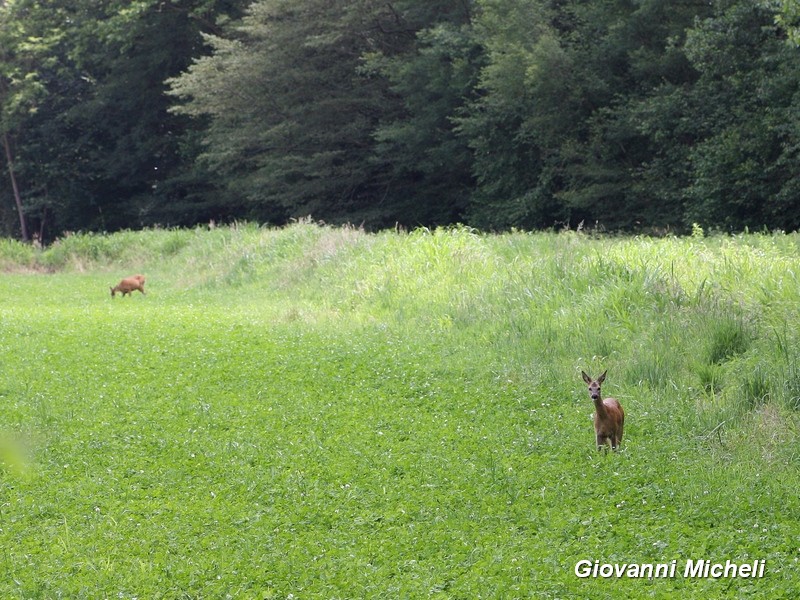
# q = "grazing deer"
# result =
<box><xmin>581</xmin><ymin>370</ymin><xmax>624</xmax><ymax>451</ymax></box>
<box><xmin>110</xmin><ymin>274</ymin><xmax>146</xmax><ymax>298</ymax></box>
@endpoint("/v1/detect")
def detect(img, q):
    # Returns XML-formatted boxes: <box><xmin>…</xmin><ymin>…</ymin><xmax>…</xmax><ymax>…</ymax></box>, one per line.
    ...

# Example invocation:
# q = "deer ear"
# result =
<box><xmin>598</xmin><ymin>370</ymin><xmax>607</xmax><ymax>383</ymax></box>
<box><xmin>581</xmin><ymin>371</ymin><xmax>591</xmax><ymax>384</ymax></box>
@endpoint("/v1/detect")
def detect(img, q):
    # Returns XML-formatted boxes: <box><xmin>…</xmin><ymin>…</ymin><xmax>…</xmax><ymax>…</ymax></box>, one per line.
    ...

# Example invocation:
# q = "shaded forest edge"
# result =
<box><xmin>3</xmin><ymin>1</ymin><xmax>800</xmax><ymax>242</ymax></box>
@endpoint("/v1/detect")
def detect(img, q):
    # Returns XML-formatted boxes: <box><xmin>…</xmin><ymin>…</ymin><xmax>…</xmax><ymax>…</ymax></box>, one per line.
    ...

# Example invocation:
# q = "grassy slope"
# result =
<box><xmin>0</xmin><ymin>224</ymin><xmax>798</xmax><ymax>598</ymax></box>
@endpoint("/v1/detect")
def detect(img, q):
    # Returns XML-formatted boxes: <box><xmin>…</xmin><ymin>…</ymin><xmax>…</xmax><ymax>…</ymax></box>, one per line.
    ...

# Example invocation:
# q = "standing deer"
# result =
<box><xmin>581</xmin><ymin>370</ymin><xmax>624</xmax><ymax>451</ymax></box>
<box><xmin>110</xmin><ymin>274</ymin><xmax>146</xmax><ymax>298</ymax></box>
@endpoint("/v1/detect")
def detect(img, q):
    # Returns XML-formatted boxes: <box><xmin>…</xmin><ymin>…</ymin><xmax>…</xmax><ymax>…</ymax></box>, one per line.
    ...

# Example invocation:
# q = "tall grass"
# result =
<box><xmin>5</xmin><ymin>223</ymin><xmax>800</xmax><ymax>427</ymax></box>
<box><xmin>0</xmin><ymin>223</ymin><xmax>798</xmax><ymax>597</ymax></box>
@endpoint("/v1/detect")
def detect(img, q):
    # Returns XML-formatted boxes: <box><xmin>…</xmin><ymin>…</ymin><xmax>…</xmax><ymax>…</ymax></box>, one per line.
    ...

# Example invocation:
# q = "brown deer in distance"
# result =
<box><xmin>110</xmin><ymin>274</ymin><xmax>146</xmax><ymax>298</ymax></box>
<box><xmin>581</xmin><ymin>370</ymin><xmax>624</xmax><ymax>451</ymax></box>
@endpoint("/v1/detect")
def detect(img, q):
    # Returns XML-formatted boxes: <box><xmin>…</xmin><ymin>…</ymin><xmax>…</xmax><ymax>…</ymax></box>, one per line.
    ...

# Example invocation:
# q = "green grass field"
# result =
<box><xmin>0</xmin><ymin>223</ymin><xmax>798</xmax><ymax>598</ymax></box>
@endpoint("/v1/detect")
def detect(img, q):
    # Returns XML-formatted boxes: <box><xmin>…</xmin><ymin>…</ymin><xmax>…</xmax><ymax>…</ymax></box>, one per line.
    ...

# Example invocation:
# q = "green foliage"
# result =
<box><xmin>776</xmin><ymin>0</ymin><xmax>800</xmax><ymax>44</ymax></box>
<box><xmin>681</xmin><ymin>2</ymin><xmax>800</xmax><ymax>231</ymax></box>
<box><xmin>0</xmin><ymin>236</ymin><xmax>35</xmax><ymax>268</ymax></box>
<box><xmin>1</xmin><ymin>225</ymin><xmax>799</xmax><ymax>596</ymax></box>
<box><xmin>38</xmin><ymin>229</ymin><xmax>198</xmax><ymax>270</ymax></box>
<box><xmin>365</xmin><ymin>15</ymin><xmax>480</xmax><ymax>224</ymax></box>
<box><xmin>456</xmin><ymin>0</ymin><xmax>570</xmax><ymax>229</ymax></box>
<box><xmin>0</xmin><ymin>0</ymin><xmax>248</xmax><ymax>239</ymax></box>
<box><xmin>167</xmin><ymin>0</ymin><xmax>411</xmax><ymax>225</ymax></box>
<box><xmin>703</xmin><ymin>311</ymin><xmax>753</xmax><ymax>366</ymax></box>
<box><xmin>4</xmin><ymin>0</ymin><xmax>800</xmax><ymax>235</ymax></box>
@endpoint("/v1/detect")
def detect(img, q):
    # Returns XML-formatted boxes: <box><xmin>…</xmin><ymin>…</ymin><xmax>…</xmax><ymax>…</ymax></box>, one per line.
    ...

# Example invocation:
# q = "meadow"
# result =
<box><xmin>0</xmin><ymin>222</ymin><xmax>798</xmax><ymax>598</ymax></box>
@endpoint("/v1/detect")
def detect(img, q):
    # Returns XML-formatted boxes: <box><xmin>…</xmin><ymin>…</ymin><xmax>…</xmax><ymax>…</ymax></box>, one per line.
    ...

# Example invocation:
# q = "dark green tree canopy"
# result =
<box><xmin>3</xmin><ymin>0</ymin><xmax>800</xmax><ymax>238</ymax></box>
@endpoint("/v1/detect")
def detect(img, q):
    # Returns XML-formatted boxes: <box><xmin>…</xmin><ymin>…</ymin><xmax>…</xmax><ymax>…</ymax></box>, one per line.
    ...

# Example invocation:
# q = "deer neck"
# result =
<box><xmin>593</xmin><ymin>397</ymin><xmax>608</xmax><ymax>415</ymax></box>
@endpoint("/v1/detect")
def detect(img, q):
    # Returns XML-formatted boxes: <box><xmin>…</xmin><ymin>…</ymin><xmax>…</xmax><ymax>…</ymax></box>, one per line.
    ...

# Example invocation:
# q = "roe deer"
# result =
<box><xmin>110</xmin><ymin>274</ymin><xmax>146</xmax><ymax>298</ymax></box>
<box><xmin>581</xmin><ymin>370</ymin><xmax>624</xmax><ymax>451</ymax></box>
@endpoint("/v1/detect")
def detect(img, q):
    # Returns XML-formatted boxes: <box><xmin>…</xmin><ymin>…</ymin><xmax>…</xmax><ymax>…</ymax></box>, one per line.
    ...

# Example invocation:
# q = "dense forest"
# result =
<box><xmin>1</xmin><ymin>0</ymin><xmax>800</xmax><ymax>240</ymax></box>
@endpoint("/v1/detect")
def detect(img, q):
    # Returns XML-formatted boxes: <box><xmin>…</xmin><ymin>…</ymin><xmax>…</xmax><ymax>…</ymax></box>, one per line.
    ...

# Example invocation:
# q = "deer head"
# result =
<box><xmin>581</xmin><ymin>370</ymin><xmax>607</xmax><ymax>401</ymax></box>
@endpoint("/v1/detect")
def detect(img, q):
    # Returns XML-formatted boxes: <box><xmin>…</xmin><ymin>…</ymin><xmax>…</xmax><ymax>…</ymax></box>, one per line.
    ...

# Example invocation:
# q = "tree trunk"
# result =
<box><xmin>1</xmin><ymin>130</ymin><xmax>29</xmax><ymax>242</ymax></box>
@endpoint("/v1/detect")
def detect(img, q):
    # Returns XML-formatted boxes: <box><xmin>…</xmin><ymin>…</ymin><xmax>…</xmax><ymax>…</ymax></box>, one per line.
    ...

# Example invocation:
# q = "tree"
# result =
<box><xmin>0</xmin><ymin>0</ymin><xmax>55</xmax><ymax>240</ymax></box>
<box><xmin>363</xmin><ymin>1</ymin><xmax>481</xmax><ymax>225</ymax></box>
<box><xmin>3</xmin><ymin>0</ymin><xmax>800</xmax><ymax>236</ymax></box>
<box><xmin>168</xmin><ymin>0</ymin><xmax>407</xmax><ymax>225</ymax></box>
<box><xmin>457</xmin><ymin>0</ymin><xmax>714</xmax><ymax>230</ymax></box>
<box><xmin>455</xmin><ymin>0</ymin><xmax>574</xmax><ymax>229</ymax></box>
<box><xmin>776</xmin><ymin>0</ymin><xmax>800</xmax><ymax>44</ymax></box>
<box><xmin>680</xmin><ymin>1</ymin><xmax>800</xmax><ymax>230</ymax></box>
<box><xmin>558</xmin><ymin>0</ymin><xmax>712</xmax><ymax>230</ymax></box>
<box><xmin>0</xmin><ymin>0</ymin><xmax>247</xmax><ymax>240</ymax></box>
